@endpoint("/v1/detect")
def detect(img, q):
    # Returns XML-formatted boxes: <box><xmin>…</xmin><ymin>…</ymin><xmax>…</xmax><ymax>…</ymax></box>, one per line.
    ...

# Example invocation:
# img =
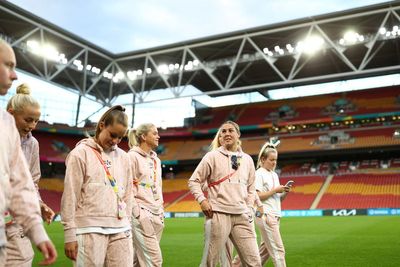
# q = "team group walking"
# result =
<box><xmin>1</xmin><ymin>39</ymin><xmax>293</xmax><ymax>266</ymax></box>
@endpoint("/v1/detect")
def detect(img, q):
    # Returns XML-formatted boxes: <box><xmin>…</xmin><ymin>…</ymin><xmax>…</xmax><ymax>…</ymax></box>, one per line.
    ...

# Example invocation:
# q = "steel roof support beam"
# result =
<box><xmin>10</xmin><ymin>27</ymin><xmax>39</xmax><ymax>47</ymax></box>
<box><xmin>114</xmin><ymin>62</ymin><xmax>138</xmax><ymax>95</ymax></box>
<box><xmin>359</xmin><ymin>11</ymin><xmax>391</xmax><ymax>70</ymax></box>
<box><xmin>225</xmin><ymin>38</ymin><xmax>246</xmax><ymax>88</ymax></box>
<box><xmin>186</xmin><ymin>47</ymin><xmax>225</xmax><ymax>90</ymax></box>
<box><xmin>49</xmin><ymin>49</ymin><xmax>86</xmax><ymax>81</ymax></box>
<box><xmin>246</xmin><ymin>37</ymin><xmax>287</xmax><ymax>81</ymax></box>
<box><xmin>315</xmin><ymin>24</ymin><xmax>357</xmax><ymax>71</ymax></box>
<box><xmin>86</xmin><ymin>62</ymin><xmax>113</xmax><ymax>95</ymax></box>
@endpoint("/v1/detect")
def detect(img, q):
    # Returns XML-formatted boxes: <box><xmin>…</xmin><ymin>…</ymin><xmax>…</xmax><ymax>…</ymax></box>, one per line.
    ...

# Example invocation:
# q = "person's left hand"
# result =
<box><xmin>37</xmin><ymin>240</ymin><xmax>58</xmax><ymax>265</ymax></box>
<box><xmin>40</xmin><ymin>202</ymin><xmax>55</xmax><ymax>224</ymax></box>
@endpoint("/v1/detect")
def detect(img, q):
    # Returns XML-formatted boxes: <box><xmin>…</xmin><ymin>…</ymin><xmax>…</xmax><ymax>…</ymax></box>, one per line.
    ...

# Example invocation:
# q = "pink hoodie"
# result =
<box><xmin>128</xmin><ymin>146</ymin><xmax>163</xmax><ymax>215</ymax></box>
<box><xmin>188</xmin><ymin>146</ymin><xmax>256</xmax><ymax>214</ymax></box>
<box><xmin>6</xmin><ymin>133</ymin><xmax>43</xmax><ymax>236</ymax></box>
<box><xmin>21</xmin><ymin>132</ymin><xmax>41</xmax><ymax>193</ymax></box>
<box><xmin>0</xmin><ymin>110</ymin><xmax>48</xmax><ymax>246</ymax></box>
<box><xmin>61</xmin><ymin>138</ymin><xmax>135</xmax><ymax>243</ymax></box>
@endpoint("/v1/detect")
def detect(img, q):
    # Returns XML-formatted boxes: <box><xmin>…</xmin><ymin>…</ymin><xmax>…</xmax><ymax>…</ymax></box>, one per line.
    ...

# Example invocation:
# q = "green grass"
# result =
<box><xmin>33</xmin><ymin>216</ymin><xmax>400</xmax><ymax>266</ymax></box>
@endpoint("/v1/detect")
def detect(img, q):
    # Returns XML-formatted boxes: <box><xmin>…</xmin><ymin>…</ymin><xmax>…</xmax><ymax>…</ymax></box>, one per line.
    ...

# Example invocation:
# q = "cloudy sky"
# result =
<box><xmin>3</xmin><ymin>0</ymin><xmax>394</xmax><ymax>127</ymax></box>
<box><xmin>8</xmin><ymin>0</ymin><xmax>390</xmax><ymax>53</ymax></box>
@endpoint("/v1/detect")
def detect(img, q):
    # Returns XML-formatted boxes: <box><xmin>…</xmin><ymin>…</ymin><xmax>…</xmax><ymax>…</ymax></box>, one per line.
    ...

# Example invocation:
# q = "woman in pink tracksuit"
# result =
<box><xmin>189</xmin><ymin>121</ymin><xmax>261</xmax><ymax>267</ymax></box>
<box><xmin>61</xmin><ymin>105</ymin><xmax>135</xmax><ymax>266</ymax></box>
<box><xmin>0</xmin><ymin>39</ymin><xmax>56</xmax><ymax>266</ymax></box>
<box><xmin>128</xmin><ymin>123</ymin><xmax>164</xmax><ymax>267</ymax></box>
<box><xmin>5</xmin><ymin>84</ymin><xmax>55</xmax><ymax>266</ymax></box>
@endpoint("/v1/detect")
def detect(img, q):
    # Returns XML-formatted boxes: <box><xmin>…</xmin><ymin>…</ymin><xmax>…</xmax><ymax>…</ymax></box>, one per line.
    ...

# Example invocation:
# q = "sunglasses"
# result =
<box><xmin>231</xmin><ymin>155</ymin><xmax>239</xmax><ymax>170</ymax></box>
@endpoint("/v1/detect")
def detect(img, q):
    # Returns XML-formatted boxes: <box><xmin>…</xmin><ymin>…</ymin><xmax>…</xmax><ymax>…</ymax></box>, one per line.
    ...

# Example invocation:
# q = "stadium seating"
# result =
<box><xmin>317</xmin><ymin>173</ymin><xmax>400</xmax><ymax>209</ymax></box>
<box><xmin>279</xmin><ymin>176</ymin><xmax>325</xmax><ymax>210</ymax></box>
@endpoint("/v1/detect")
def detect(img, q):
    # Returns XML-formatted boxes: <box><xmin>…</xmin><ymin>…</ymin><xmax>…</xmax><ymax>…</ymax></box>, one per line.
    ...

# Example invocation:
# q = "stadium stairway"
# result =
<box><xmin>310</xmin><ymin>175</ymin><xmax>334</xmax><ymax>209</ymax></box>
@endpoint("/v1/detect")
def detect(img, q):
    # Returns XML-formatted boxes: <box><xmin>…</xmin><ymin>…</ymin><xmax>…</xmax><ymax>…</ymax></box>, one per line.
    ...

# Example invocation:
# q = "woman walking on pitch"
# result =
<box><xmin>5</xmin><ymin>84</ymin><xmax>55</xmax><ymax>266</ymax></box>
<box><xmin>253</xmin><ymin>142</ymin><xmax>291</xmax><ymax>267</ymax></box>
<box><xmin>0</xmin><ymin>39</ymin><xmax>57</xmax><ymax>266</ymax></box>
<box><xmin>188</xmin><ymin>120</ymin><xmax>261</xmax><ymax>267</ymax></box>
<box><xmin>61</xmin><ymin>105</ymin><xmax>134</xmax><ymax>266</ymax></box>
<box><xmin>128</xmin><ymin>123</ymin><xmax>164</xmax><ymax>267</ymax></box>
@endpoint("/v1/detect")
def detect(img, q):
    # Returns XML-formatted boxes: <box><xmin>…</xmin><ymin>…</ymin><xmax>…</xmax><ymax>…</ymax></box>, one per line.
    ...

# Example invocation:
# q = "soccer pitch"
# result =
<box><xmin>34</xmin><ymin>216</ymin><xmax>400</xmax><ymax>266</ymax></box>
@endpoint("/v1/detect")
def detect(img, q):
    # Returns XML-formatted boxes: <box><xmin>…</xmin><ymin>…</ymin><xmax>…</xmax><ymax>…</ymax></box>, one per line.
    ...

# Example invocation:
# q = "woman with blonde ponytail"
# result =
<box><xmin>235</xmin><ymin>140</ymin><xmax>291</xmax><ymax>267</ymax></box>
<box><xmin>127</xmin><ymin>123</ymin><xmax>164</xmax><ymax>267</ymax></box>
<box><xmin>189</xmin><ymin>121</ymin><xmax>261</xmax><ymax>267</ymax></box>
<box><xmin>6</xmin><ymin>83</ymin><xmax>56</xmax><ymax>266</ymax></box>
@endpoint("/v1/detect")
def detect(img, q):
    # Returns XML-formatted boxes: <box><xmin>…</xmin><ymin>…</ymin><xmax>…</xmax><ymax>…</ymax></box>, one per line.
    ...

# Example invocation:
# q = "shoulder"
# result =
<box><xmin>241</xmin><ymin>152</ymin><xmax>253</xmax><ymax>161</ymax></box>
<box><xmin>114</xmin><ymin>147</ymin><xmax>129</xmax><ymax>159</ymax></box>
<box><xmin>30</xmin><ymin>135</ymin><xmax>39</xmax><ymax>147</ymax></box>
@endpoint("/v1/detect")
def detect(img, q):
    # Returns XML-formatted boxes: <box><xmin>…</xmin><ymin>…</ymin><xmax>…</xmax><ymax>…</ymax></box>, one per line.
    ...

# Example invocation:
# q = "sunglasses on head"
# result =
<box><xmin>231</xmin><ymin>155</ymin><xmax>239</xmax><ymax>170</ymax></box>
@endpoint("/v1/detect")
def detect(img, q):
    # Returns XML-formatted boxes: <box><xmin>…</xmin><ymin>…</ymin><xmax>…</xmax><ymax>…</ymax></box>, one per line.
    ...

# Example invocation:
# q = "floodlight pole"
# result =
<box><xmin>131</xmin><ymin>93</ymin><xmax>136</xmax><ymax>128</ymax></box>
<box><xmin>75</xmin><ymin>94</ymin><xmax>82</xmax><ymax>126</ymax></box>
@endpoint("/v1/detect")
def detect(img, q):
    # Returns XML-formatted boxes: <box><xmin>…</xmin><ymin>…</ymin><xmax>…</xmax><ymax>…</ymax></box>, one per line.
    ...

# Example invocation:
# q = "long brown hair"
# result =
<box><xmin>95</xmin><ymin>105</ymin><xmax>128</xmax><ymax>139</ymax></box>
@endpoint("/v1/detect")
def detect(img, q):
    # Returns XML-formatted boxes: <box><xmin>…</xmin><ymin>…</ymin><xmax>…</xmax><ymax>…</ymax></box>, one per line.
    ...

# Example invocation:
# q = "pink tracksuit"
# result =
<box><xmin>128</xmin><ymin>146</ymin><xmax>164</xmax><ymax>267</ymax></box>
<box><xmin>6</xmin><ymin>133</ymin><xmax>41</xmax><ymax>266</ymax></box>
<box><xmin>61</xmin><ymin>138</ymin><xmax>135</xmax><ymax>266</ymax></box>
<box><xmin>0</xmin><ymin>110</ymin><xmax>49</xmax><ymax>265</ymax></box>
<box><xmin>189</xmin><ymin>146</ymin><xmax>261</xmax><ymax>267</ymax></box>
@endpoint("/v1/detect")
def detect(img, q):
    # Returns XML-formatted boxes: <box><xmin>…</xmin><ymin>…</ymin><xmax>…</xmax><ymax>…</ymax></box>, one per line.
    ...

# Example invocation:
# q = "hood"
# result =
<box><xmin>76</xmin><ymin>137</ymin><xmax>116</xmax><ymax>152</ymax></box>
<box><xmin>217</xmin><ymin>146</ymin><xmax>243</xmax><ymax>156</ymax></box>
<box><xmin>129</xmin><ymin>146</ymin><xmax>157</xmax><ymax>158</ymax></box>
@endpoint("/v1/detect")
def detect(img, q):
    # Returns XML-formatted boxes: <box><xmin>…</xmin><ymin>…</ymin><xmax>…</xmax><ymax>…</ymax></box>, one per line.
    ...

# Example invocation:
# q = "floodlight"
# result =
<box><xmin>157</xmin><ymin>64</ymin><xmax>169</xmax><ymax>74</ymax></box>
<box><xmin>42</xmin><ymin>44</ymin><xmax>58</xmax><ymax>61</ymax></box>
<box><xmin>302</xmin><ymin>36</ymin><xmax>324</xmax><ymax>55</ymax></box>
<box><xmin>27</xmin><ymin>40</ymin><xmax>41</xmax><ymax>54</ymax></box>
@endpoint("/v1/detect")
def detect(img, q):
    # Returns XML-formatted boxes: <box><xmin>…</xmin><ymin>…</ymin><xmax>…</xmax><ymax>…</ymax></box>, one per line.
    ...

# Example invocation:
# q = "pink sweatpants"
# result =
<box><xmin>200</xmin><ymin>212</ymin><xmax>261</xmax><ymax>267</ymax></box>
<box><xmin>131</xmin><ymin>208</ymin><xmax>164</xmax><ymax>267</ymax></box>
<box><xmin>232</xmin><ymin>214</ymin><xmax>286</xmax><ymax>267</ymax></box>
<box><xmin>5</xmin><ymin>224</ymin><xmax>34</xmax><ymax>267</ymax></box>
<box><xmin>0</xmin><ymin>246</ymin><xmax>6</xmax><ymax>266</ymax></box>
<box><xmin>75</xmin><ymin>231</ymin><xmax>133</xmax><ymax>267</ymax></box>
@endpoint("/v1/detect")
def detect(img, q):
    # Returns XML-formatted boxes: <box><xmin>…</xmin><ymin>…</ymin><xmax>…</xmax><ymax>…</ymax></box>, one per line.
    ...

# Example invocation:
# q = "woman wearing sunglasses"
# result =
<box><xmin>189</xmin><ymin>121</ymin><xmax>261</xmax><ymax>267</ymax></box>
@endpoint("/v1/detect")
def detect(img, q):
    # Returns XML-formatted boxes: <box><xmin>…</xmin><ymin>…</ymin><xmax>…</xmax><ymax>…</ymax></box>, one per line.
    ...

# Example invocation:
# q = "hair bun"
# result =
<box><xmin>16</xmin><ymin>84</ymin><xmax>31</xmax><ymax>95</ymax></box>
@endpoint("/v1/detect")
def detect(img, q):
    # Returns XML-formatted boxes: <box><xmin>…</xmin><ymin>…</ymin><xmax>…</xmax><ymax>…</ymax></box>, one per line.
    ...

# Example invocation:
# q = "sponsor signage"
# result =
<box><xmin>173</xmin><ymin>212</ymin><xmax>202</xmax><ymax>218</ymax></box>
<box><xmin>282</xmin><ymin>210</ymin><xmax>323</xmax><ymax>217</ymax></box>
<box><xmin>368</xmin><ymin>208</ymin><xmax>400</xmax><ymax>216</ymax></box>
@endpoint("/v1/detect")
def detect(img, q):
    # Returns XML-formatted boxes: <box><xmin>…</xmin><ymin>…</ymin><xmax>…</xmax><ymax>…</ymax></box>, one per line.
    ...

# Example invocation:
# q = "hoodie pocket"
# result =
<box><xmin>216</xmin><ymin>182</ymin><xmax>247</xmax><ymax>207</ymax></box>
<box><xmin>83</xmin><ymin>182</ymin><xmax>116</xmax><ymax>216</ymax></box>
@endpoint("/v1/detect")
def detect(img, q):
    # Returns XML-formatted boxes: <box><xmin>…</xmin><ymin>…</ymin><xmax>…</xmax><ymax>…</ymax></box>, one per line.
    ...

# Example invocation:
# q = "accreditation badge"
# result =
<box><xmin>117</xmin><ymin>199</ymin><xmax>127</xmax><ymax>219</ymax></box>
<box><xmin>151</xmin><ymin>185</ymin><xmax>160</xmax><ymax>201</ymax></box>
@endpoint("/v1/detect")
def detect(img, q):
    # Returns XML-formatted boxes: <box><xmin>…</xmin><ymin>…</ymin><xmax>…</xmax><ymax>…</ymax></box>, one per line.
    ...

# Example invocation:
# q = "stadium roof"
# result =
<box><xmin>1</xmin><ymin>1</ymin><xmax>400</xmax><ymax>106</ymax></box>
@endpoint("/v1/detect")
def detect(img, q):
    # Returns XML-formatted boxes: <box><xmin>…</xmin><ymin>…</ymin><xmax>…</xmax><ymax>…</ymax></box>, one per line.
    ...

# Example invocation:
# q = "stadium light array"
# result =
<box><xmin>27</xmin><ymin>39</ymin><xmax>67</xmax><ymax>64</ymax></box>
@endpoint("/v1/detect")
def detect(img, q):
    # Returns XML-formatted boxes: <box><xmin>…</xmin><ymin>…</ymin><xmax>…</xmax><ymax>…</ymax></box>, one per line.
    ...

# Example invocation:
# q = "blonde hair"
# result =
<box><xmin>95</xmin><ymin>105</ymin><xmax>128</xmax><ymax>139</ymax></box>
<box><xmin>7</xmin><ymin>83</ymin><xmax>40</xmax><ymax>112</ymax></box>
<box><xmin>210</xmin><ymin>120</ymin><xmax>242</xmax><ymax>151</ymax></box>
<box><xmin>256</xmin><ymin>142</ymin><xmax>278</xmax><ymax>169</ymax></box>
<box><xmin>128</xmin><ymin>123</ymin><xmax>156</xmax><ymax>148</ymax></box>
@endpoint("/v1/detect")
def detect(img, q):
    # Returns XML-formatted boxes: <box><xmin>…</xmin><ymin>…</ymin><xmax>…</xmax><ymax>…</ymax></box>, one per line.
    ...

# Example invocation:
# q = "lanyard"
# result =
<box><xmin>151</xmin><ymin>157</ymin><xmax>157</xmax><ymax>183</ymax></box>
<box><xmin>90</xmin><ymin>147</ymin><xmax>120</xmax><ymax>196</ymax></box>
